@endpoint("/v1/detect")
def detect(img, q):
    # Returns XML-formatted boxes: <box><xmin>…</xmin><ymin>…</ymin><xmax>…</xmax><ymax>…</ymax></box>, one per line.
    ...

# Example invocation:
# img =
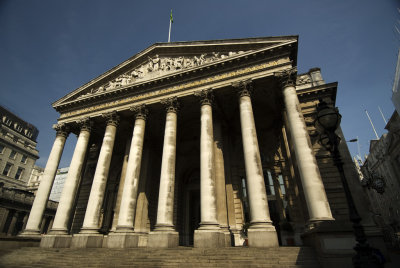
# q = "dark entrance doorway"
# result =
<box><xmin>180</xmin><ymin>179</ymin><xmax>200</xmax><ymax>246</ymax></box>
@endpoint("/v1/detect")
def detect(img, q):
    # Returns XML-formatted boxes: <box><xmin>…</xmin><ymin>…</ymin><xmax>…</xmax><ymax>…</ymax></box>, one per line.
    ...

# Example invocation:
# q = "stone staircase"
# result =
<box><xmin>0</xmin><ymin>246</ymin><xmax>321</xmax><ymax>267</ymax></box>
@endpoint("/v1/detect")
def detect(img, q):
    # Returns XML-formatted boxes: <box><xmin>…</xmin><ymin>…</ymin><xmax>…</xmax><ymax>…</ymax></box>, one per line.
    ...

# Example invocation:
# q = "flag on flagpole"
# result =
<box><xmin>170</xmin><ymin>9</ymin><xmax>173</xmax><ymax>23</ymax></box>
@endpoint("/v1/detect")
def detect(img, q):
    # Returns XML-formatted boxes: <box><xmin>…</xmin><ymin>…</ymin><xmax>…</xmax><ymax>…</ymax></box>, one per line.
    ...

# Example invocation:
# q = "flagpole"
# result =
<box><xmin>365</xmin><ymin>109</ymin><xmax>379</xmax><ymax>139</ymax></box>
<box><xmin>168</xmin><ymin>19</ymin><xmax>172</xmax><ymax>42</ymax></box>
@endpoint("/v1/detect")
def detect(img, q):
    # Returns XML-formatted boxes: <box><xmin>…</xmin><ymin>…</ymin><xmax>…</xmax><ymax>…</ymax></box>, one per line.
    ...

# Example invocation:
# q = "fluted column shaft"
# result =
<box><xmin>282</xmin><ymin>81</ymin><xmax>333</xmax><ymax>221</ymax></box>
<box><xmin>116</xmin><ymin>106</ymin><xmax>147</xmax><ymax>231</ymax></box>
<box><xmin>237</xmin><ymin>83</ymin><xmax>272</xmax><ymax>225</ymax></box>
<box><xmin>51</xmin><ymin>119</ymin><xmax>91</xmax><ymax>234</ymax></box>
<box><xmin>81</xmin><ymin>113</ymin><xmax>119</xmax><ymax>233</ymax></box>
<box><xmin>155</xmin><ymin>99</ymin><xmax>178</xmax><ymax>229</ymax></box>
<box><xmin>197</xmin><ymin>90</ymin><xmax>218</xmax><ymax>226</ymax></box>
<box><xmin>23</xmin><ymin>124</ymin><xmax>69</xmax><ymax>235</ymax></box>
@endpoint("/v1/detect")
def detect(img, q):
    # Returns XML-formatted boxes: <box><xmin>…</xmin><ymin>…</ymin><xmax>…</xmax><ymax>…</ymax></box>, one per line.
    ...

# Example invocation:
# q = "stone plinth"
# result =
<box><xmin>247</xmin><ymin>225</ymin><xmax>279</xmax><ymax>248</ymax></box>
<box><xmin>106</xmin><ymin>233</ymin><xmax>140</xmax><ymax>248</ymax></box>
<box><xmin>71</xmin><ymin>234</ymin><xmax>103</xmax><ymax>248</ymax></box>
<box><xmin>148</xmin><ymin>231</ymin><xmax>179</xmax><ymax>248</ymax></box>
<box><xmin>194</xmin><ymin>229</ymin><xmax>225</xmax><ymax>248</ymax></box>
<box><xmin>40</xmin><ymin>235</ymin><xmax>72</xmax><ymax>248</ymax></box>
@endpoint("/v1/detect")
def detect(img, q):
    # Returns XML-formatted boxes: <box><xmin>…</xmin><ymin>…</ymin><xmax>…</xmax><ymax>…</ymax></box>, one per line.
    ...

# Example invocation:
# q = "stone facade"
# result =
<box><xmin>0</xmin><ymin>106</ymin><xmax>39</xmax><ymax>190</ymax></box>
<box><xmin>0</xmin><ymin>106</ymin><xmax>57</xmax><ymax>238</ymax></box>
<box><xmin>361</xmin><ymin>111</ymin><xmax>400</xmax><ymax>248</ymax></box>
<box><xmin>19</xmin><ymin>37</ymin><xmax>384</xmax><ymax>264</ymax></box>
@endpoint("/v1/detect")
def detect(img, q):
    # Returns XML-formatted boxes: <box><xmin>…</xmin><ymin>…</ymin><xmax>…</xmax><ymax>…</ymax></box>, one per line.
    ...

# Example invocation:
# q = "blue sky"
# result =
<box><xmin>0</xmin><ymin>0</ymin><xmax>398</xmax><ymax>167</ymax></box>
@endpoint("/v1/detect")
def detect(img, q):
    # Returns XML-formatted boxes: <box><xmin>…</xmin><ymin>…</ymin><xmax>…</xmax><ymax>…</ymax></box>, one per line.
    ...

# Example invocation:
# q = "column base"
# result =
<box><xmin>48</xmin><ymin>228</ymin><xmax>69</xmax><ymax>235</ymax></box>
<box><xmin>194</xmin><ymin>228</ymin><xmax>225</xmax><ymax>248</ymax></box>
<box><xmin>71</xmin><ymin>233</ymin><xmax>104</xmax><ymax>248</ymax></box>
<box><xmin>18</xmin><ymin>229</ymin><xmax>41</xmax><ymax>238</ymax></box>
<box><xmin>78</xmin><ymin>227</ymin><xmax>101</xmax><ymax>234</ymax></box>
<box><xmin>114</xmin><ymin>226</ymin><xmax>134</xmax><ymax>233</ymax></box>
<box><xmin>106</xmin><ymin>232</ymin><xmax>141</xmax><ymax>248</ymax></box>
<box><xmin>40</xmin><ymin>234</ymin><xmax>72</xmax><ymax>248</ymax></box>
<box><xmin>247</xmin><ymin>223</ymin><xmax>279</xmax><ymax>248</ymax></box>
<box><xmin>148</xmin><ymin>231</ymin><xmax>179</xmax><ymax>248</ymax></box>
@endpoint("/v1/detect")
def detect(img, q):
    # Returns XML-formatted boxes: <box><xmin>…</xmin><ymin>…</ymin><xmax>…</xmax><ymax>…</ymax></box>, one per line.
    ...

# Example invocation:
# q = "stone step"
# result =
<box><xmin>0</xmin><ymin>246</ymin><xmax>321</xmax><ymax>267</ymax></box>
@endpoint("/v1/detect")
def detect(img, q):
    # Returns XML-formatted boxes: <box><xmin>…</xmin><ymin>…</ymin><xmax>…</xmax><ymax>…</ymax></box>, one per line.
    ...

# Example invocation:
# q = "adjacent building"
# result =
<box><xmin>361</xmin><ymin>111</ymin><xmax>400</xmax><ymax>248</ymax></box>
<box><xmin>20</xmin><ymin>36</ymin><xmax>385</xmax><ymax>266</ymax></box>
<box><xmin>0</xmin><ymin>106</ymin><xmax>39</xmax><ymax>190</ymax></box>
<box><xmin>0</xmin><ymin>106</ymin><xmax>56</xmax><ymax>236</ymax></box>
<box><xmin>27</xmin><ymin>165</ymin><xmax>44</xmax><ymax>194</ymax></box>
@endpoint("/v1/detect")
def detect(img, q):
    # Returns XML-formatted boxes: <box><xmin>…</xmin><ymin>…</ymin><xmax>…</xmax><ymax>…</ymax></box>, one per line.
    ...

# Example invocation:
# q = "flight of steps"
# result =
<box><xmin>0</xmin><ymin>246</ymin><xmax>321</xmax><ymax>267</ymax></box>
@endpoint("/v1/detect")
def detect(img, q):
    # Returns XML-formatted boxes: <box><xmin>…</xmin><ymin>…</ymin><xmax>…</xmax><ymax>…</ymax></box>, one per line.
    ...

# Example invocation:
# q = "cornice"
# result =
<box><xmin>296</xmin><ymin>82</ymin><xmax>338</xmax><ymax>104</ymax></box>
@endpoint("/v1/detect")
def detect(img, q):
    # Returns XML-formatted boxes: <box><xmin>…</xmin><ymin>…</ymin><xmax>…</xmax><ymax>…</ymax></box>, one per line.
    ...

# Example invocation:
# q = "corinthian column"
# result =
<box><xmin>50</xmin><ymin>118</ymin><xmax>92</xmax><ymax>235</ymax></box>
<box><xmin>80</xmin><ymin>112</ymin><xmax>119</xmax><ymax>234</ymax></box>
<box><xmin>148</xmin><ymin>98</ymin><xmax>179</xmax><ymax>248</ymax></box>
<box><xmin>234</xmin><ymin>80</ymin><xmax>278</xmax><ymax>247</ymax></box>
<box><xmin>21</xmin><ymin>124</ymin><xmax>69</xmax><ymax>236</ymax></box>
<box><xmin>116</xmin><ymin>105</ymin><xmax>148</xmax><ymax>232</ymax></box>
<box><xmin>106</xmin><ymin>106</ymin><xmax>147</xmax><ymax>249</ymax></box>
<box><xmin>193</xmin><ymin>89</ymin><xmax>223</xmax><ymax>248</ymax></box>
<box><xmin>279</xmin><ymin>69</ymin><xmax>333</xmax><ymax>222</ymax></box>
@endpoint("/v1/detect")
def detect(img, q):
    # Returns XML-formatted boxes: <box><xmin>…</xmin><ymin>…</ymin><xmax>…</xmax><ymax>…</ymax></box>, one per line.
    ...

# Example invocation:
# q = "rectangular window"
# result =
<box><xmin>15</xmin><ymin>167</ymin><xmax>24</xmax><ymax>180</ymax></box>
<box><xmin>0</xmin><ymin>144</ymin><xmax>4</xmax><ymax>154</ymax></box>
<box><xmin>264</xmin><ymin>171</ymin><xmax>275</xmax><ymax>196</ymax></box>
<box><xmin>2</xmin><ymin>163</ymin><xmax>13</xmax><ymax>176</ymax></box>
<box><xmin>21</xmin><ymin>155</ymin><xmax>27</xmax><ymax>164</ymax></box>
<box><xmin>278</xmin><ymin>174</ymin><xmax>286</xmax><ymax>196</ymax></box>
<box><xmin>9</xmin><ymin>150</ymin><xmax>17</xmax><ymax>159</ymax></box>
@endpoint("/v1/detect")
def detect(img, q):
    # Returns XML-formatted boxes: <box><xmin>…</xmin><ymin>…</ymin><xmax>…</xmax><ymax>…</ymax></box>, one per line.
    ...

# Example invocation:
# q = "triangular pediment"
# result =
<box><xmin>53</xmin><ymin>36</ymin><xmax>298</xmax><ymax>109</ymax></box>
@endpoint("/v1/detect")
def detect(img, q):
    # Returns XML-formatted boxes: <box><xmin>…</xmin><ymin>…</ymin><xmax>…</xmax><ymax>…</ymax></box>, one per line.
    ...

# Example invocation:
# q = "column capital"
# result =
<box><xmin>232</xmin><ymin>79</ymin><xmax>253</xmax><ymax>98</ymax></box>
<box><xmin>130</xmin><ymin>104</ymin><xmax>148</xmax><ymax>120</ymax></box>
<box><xmin>76</xmin><ymin>117</ymin><xmax>93</xmax><ymax>132</ymax></box>
<box><xmin>195</xmin><ymin>89</ymin><xmax>214</xmax><ymax>106</ymax></box>
<box><xmin>102</xmin><ymin>111</ymin><xmax>120</xmax><ymax>126</ymax></box>
<box><xmin>160</xmin><ymin>97</ymin><xmax>179</xmax><ymax>113</ymax></box>
<box><xmin>53</xmin><ymin>123</ymin><xmax>70</xmax><ymax>138</ymax></box>
<box><xmin>274</xmin><ymin>67</ymin><xmax>297</xmax><ymax>88</ymax></box>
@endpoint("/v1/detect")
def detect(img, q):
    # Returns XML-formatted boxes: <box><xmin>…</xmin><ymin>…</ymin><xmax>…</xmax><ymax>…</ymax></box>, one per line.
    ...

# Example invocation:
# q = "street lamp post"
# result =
<box><xmin>315</xmin><ymin>100</ymin><xmax>384</xmax><ymax>268</ymax></box>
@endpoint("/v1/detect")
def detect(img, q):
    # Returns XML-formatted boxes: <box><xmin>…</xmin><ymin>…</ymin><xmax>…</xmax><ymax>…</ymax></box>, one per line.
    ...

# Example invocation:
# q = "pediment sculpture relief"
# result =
<box><xmin>78</xmin><ymin>51</ymin><xmax>251</xmax><ymax>99</ymax></box>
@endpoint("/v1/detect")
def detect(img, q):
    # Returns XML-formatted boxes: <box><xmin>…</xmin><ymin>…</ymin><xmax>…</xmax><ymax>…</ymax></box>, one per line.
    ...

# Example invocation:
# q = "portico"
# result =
<box><xmin>22</xmin><ymin>36</ymin><xmax>341</xmax><ymax>249</ymax></box>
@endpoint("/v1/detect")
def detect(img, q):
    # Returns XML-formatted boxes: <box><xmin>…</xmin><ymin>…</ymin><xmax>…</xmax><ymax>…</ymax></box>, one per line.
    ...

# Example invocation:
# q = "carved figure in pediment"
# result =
<box><xmin>90</xmin><ymin>86</ymin><xmax>104</xmax><ymax>94</ymax></box>
<box><xmin>184</xmin><ymin>57</ymin><xmax>193</xmax><ymax>68</ymax></box>
<box><xmin>165</xmin><ymin>57</ymin><xmax>174</xmax><ymax>71</ymax></box>
<box><xmin>148</xmin><ymin>54</ymin><xmax>160</xmax><ymax>72</ymax></box>
<box><xmin>120</xmin><ymin>74</ymin><xmax>131</xmax><ymax>86</ymax></box>
<box><xmin>194</xmin><ymin>54</ymin><xmax>206</xmax><ymax>66</ymax></box>
<box><xmin>159</xmin><ymin>58</ymin><xmax>167</xmax><ymax>71</ymax></box>
<box><xmin>174</xmin><ymin>57</ymin><xmax>183</xmax><ymax>70</ymax></box>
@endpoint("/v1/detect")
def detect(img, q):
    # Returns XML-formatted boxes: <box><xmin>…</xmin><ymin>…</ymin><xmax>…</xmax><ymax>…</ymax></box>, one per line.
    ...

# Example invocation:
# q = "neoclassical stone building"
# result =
<box><xmin>21</xmin><ymin>36</ymin><xmax>384</xmax><ymax>257</ymax></box>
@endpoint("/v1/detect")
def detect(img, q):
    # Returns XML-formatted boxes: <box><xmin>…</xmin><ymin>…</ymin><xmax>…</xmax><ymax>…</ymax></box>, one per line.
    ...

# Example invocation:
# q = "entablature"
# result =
<box><xmin>56</xmin><ymin>57</ymin><xmax>294</xmax><ymax>124</ymax></box>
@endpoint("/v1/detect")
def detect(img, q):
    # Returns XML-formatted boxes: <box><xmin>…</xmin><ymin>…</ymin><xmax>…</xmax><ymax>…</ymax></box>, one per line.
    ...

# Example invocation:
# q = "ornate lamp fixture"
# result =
<box><xmin>362</xmin><ymin>169</ymin><xmax>386</xmax><ymax>195</ymax></box>
<box><xmin>315</xmin><ymin>100</ymin><xmax>384</xmax><ymax>268</ymax></box>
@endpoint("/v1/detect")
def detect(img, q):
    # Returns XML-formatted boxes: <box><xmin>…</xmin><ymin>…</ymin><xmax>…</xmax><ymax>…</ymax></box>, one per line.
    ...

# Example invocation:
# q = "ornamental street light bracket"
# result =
<box><xmin>315</xmin><ymin>100</ymin><xmax>384</xmax><ymax>268</ymax></box>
